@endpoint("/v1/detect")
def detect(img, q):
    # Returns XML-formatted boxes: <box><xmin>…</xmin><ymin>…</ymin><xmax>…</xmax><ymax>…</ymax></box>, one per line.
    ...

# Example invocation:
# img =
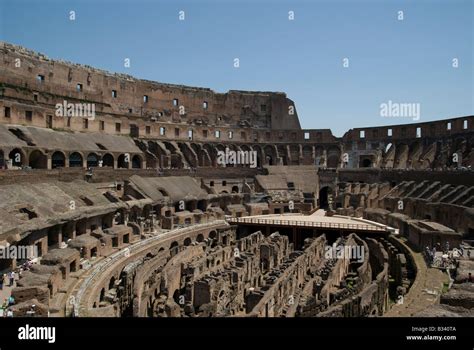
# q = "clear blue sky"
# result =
<box><xmin>1</xmin><ymin>0</ymin><xmax>472</xmax><ymax>136</ymax></box>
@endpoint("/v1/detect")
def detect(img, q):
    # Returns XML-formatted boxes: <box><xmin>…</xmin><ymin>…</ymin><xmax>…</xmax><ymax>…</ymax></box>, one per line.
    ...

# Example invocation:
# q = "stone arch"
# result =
<box><xmin>102</xmin><ymin>153</ymin><xmax>114</xmax><ymax>168</ymax></box>
<box><xmin>183</xmin><ymin>237</ymin><xmax>192</xmax><ymax>246</ymax></box>
<box><xmin>51</xmin><ymin>151</ymin><xmax>66</xmax><ymax>168</ymax></box>
<box><xmin>132</xmin><ymin>154</ymin><xmax>142</xmax><ymax>169</ymax></box>
<box><xmin>87</xmin><ymin>153</ymin><xmax>99</xmax><ymax>167</ymax></box>
<box><xmin>29</xmin><ymin>149</ymin><xmax>47</xmax><ymax>169</ymax></box>
<box><xmin>170</xmin><ymin>241</ymin><xmax>179</xmax><ymax>257</ymax></box>
<box><xmin>9</xmin><ymin>148</ymin><xmax>25</xmax><ymax>167</ymax></box>
<box><xmin>147</xmin><ymin>141</ymin><xmax>167</xmax><ymax>168</ymax></box>
<box><xmin>178</xmin><ymin>142</ymin><xmax>198</xmax><ymax>168</ymax></box>
<box><xmin>117</xmin><ymin>154</ymin><xmax>128</xmax><ymax>169</ymax></box>
<box><xmin>209</xmin><ymin>230</ymin><xmax>217</xmax><ymax>240</ymax></box>
<box><xmin>69</xmin><ymin>152</ymin><xmax>83</xmax><ymax>168</ymax></box>
<box><xmin>264</xmin><ymin>145</ymin><xmax>277</xmax><ymax>166</ymax></box>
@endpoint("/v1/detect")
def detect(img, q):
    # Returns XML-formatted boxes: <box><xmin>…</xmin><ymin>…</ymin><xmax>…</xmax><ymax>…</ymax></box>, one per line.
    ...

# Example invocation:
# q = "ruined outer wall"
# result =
<box><xmin>0</xmin><ymin>42</ymin><xmax>306</xmax><ymax>143</ymax></box>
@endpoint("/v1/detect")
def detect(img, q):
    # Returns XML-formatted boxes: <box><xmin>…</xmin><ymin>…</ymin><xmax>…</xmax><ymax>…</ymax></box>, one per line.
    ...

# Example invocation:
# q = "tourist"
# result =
<box><xmin>8</xmin><ymin>295</ymin><xmax>15</xmax><ymax>306</ymax></box>
<box><xmin>6</xmin><ymin>308</ymin><xmax>13</xmax><ymax>317</ymax></box>
<box><xmin>8</xmin><ymin>271</ymin><xmax>14</xmax><ymax>286</ymax></box>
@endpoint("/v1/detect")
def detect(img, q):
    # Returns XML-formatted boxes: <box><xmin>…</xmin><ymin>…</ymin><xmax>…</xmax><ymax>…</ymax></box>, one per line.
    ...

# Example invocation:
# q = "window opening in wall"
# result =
<box><xmin>112</xmin><ymin>90</ymin><xmax>117</xmax><ymax>98</ymax></box>
<box><xmin>359</xmin><ymin>130</ymin><xmax>365</xmax><ymax>138</ymax></box>
<box><xmin>47</xmin><ymin>115</ymin><xmax>53</xmax><ymax>129</ymax></box>
<box><xmin>76</xmin><ymin>83</ymin><xmax>83</xmax><ymax>92</ymax></box>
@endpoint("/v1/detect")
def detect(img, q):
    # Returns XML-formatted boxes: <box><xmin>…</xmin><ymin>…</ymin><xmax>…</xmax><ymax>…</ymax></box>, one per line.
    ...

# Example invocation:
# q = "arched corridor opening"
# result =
<box><xmin>29</xmin><ymin>150</ymin><xmax>47</xmax><ymax>169</ymax></box>
<box><xmin>69</xmin><ymin>152</ymin><xmax>83</xmax><ymax>168</ymax></box>
<box><xmin>132</xmin><ymin>155</ymin><xmax>142</xmax><ymax>169</ymax></box>
<box><xmin>9</xmin><ymin>149</ymin><xmax>24</xmax><ymax>167</ymax></box>
<box><xmin>52</xmin><ymin>151</ymin><xmax>66</xmax><ymax>168</ymax></box>
<box><xmin>102</xmin><ymin>153</ymin><xmax>114</xmax><ymax>168</ymax></box>
<box><xmin>87</xmin><ymin>153</ymin><xmax>99</xmax><ymax>167</ymax></box>
<box><xmin>118</xmin><ymin>154</ymin><xmax>128</xmax><ymax>169</ymax></box>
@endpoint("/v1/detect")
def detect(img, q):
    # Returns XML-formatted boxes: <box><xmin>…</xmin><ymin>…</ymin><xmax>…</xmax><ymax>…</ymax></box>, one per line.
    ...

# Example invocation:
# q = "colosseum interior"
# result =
<box><xmin>0</xmin><ymin>41</ymin><xmax>473</xmax><ymax>319</ymax></box>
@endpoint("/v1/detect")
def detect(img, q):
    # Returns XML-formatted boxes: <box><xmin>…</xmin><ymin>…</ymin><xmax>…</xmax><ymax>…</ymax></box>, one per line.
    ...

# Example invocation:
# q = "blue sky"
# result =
<box><xmin>0</xmin><ymin>0</ymin><xmax>472</xmax><ymax>136</ymax></box>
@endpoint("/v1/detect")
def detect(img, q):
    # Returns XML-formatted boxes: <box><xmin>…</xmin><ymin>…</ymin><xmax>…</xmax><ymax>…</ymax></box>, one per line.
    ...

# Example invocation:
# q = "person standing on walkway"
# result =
<box><xmin>9</xmin><ymin>271</ymin><xmax>15</xmax><ymax>286</ymax></box>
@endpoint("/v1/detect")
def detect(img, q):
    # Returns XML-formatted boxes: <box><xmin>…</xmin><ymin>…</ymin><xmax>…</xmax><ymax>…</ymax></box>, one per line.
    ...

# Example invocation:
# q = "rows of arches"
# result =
<box><xmin>0</xmin><ymin>148</ymin><xmax>144</xmax><ymax>170</ymax></box>
<box><xmin>137</xmin><ymin>141</ymin><xmax>343</xmax><ymax>169</ymax></box>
